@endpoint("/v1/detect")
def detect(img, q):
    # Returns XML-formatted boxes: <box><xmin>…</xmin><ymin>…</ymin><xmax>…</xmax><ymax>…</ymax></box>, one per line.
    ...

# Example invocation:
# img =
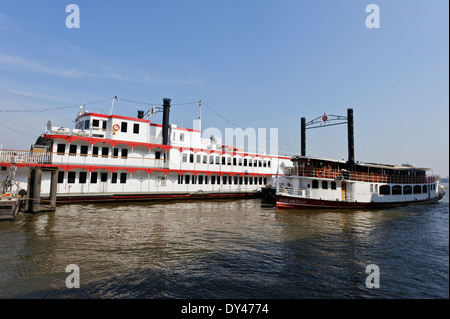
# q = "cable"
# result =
<box><xmin>0</xmin><ymin>97</ymin><xmax>113</xmax><ymax>113</ymax></box>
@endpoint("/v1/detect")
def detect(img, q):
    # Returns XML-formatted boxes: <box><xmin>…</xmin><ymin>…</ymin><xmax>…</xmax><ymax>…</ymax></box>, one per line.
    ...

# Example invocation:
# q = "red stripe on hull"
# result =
<box><xmin>276</xmin><ymin>194</ymin><xmax>444</xmax><ymax>209</ymax></box>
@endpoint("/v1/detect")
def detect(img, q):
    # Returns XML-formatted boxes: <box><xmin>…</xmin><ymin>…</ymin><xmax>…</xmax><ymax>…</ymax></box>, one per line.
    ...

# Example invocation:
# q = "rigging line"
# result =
<box><xmin>117</xmin><ymin>98</ymin><xmax>160</xmax><ymax>106</ymax></box>
<box><xmin>0</xmin><ymin>97</ymin><xmax>114</xmax><ymax>113</ymax></box>
<box><xmin>0</xmin><ymin>120</ymin><xmax>36</xmax><ymax>140</ymax></box>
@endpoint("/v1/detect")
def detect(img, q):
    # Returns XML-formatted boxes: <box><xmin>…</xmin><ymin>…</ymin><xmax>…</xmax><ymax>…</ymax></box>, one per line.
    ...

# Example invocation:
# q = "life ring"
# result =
<box><xmin>113</xmin><ymin>124</ymin><xmax>120</xmax><ymax>131</ymax></box>
<box><xmin>316</xmin><ymin>170</ymin><xmax>323</xmax><ymax>178</ymax></box>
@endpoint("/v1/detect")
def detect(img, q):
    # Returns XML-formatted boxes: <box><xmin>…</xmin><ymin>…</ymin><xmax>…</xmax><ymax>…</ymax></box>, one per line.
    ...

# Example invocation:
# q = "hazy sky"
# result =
<box><xmin>0</xmin><ymin>0</ymin><xmax>448</xmax><ymax>176</ymax></box>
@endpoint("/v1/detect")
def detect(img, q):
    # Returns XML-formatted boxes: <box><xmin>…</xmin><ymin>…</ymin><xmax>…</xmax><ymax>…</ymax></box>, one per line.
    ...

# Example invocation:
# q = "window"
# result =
<box><xmin>185</xmin><ymin>175</ymin><xmax>190</xmax><ymax>184</ymax></box>
<box><xmin>249</xmin><ymin>177</ymin><xmax>253</xmax><ymax>185</ymax></box>
<box><xmin>80</xmin><ymin>145</ymin><xmax>88</xmax><ymax>157</ymax></box>
<box><xmin>403</xmin><ymin>185</ymin><xmax>412</xmax><ymax>195</ymax></box>
<box><xmin>234</xmin><ymin>176</ymin><xmax>238</xmax><ymax>185</ymax></box>
<box><xmin>379</xmin><ymin>185</ymin><xmax>390</xmax><ymax>195</ymax></box>
<box><xmin>68</xmin><ymin>171</ymin><xmax>76</xmax><ymax>183</ymax></box>
<box><xmin>227</xmin><ymin>157</ymin><xmax>231</xmax><ymax>165</ymax></box>
<box><xmin>100</xmin><ymin>173</ymin><xmax>108</xmax><ymax>182</ymax></box>
<box><xmin>239</xmin><ymin>176</ymin><xmax>243</xmax><ymax>184</ymax></box>
<box><xmin>84</xmin><ymin>119</ymin><xmax>90</xmax><ymax>129</ymax></box>
<box><xmin>121</xmin><ymin>122</ymin><xmax>127</xmax><ymax>132</ymax></box>
<box><xmin>312</xmin><ymin>180</ymin><xmax>319</xmax><ymax>189</ymax></box>
<box><xmin>322</xmin><ymin>181</ymin><xmax>328</xmax><ymax>189</ymax></box>
<box><xmin>263</xmin><ymin>161</ymin><xmax>267</xmax><ymax>167</ymax></box>
<box><xmin>264</xmin><ymin>177</ymin><xmax>267</xmax><ymax>185</ymax></box>
<box><xmin>182</xmin><ymin>154</ymin><xmax>188</xmax><ymax>163</ymax></box>
<box><xmin>196</xmin><ymin>155</ymin><xmax>201</xmax><ymax>163</ymax></box>
<box><xmin>93</xmin><ymin>119</ymin><xmax>100</xmax><ymax>127</ymax></box>
<box><xmin>413</xmin><ymin>185</ymin><xmax>422</xmax><ymax>194</ymax></box>
<box><xmin>133</xmin><ymin>123</ymin><xmax>139</xmax><ymax>134</ymax></box>
<box><xmin>57</xmin><ymin>171</ymin><xmax>64</xmax><ymax>183</ymax></box>
<box><xmin>93</xmin><ymin>146</ymin><xmax>99</xmax><ymax>157</ymax></box>
<box><xmin>192</xmin><ymin>175</ymin><xmax>197</xmax><ymax>184</ymax></box>
<box><xmin>222</xmin><ymin>156</ymin><xmax>226</xmax><ymax>165</ymax></box>
<box><xmin>203</xmin><ymin>155</ymin><xmax>207</xmax><ymax>164</ymax></box>
<box><xmin>69</xmin><ymin>144</ymin><xmax>77</xmax><ymax>156</ymax></box>
<box><xmin>113</xmin><ymin>148</ymin><xmax>119</xmax><ymax>157</ymax></box>
<box><xmin>198</xmin><ymin>175</ymin><xmax>203</xmax><ymax>184</ymax></box>
<box><xmin>121</xmin><ymin>149</ymin><xmax>128</xmax><ymax>158</ymax></box>
<box><xmin>79</xmin><ymin>171</ymin><xmax>87</xmax><ymax>184</ymax></box>
<box><xmin>120</xmin><ymin>173</ymin><xmax>127</xmax><ymax>184</ymax></box>
<box><xmin>112</xmin><ymin>173</ymin><xmax>118</xmax><ymax>183</ymax></box>
<box><xmin>210</xmin><ymin>156</ymin><xmax>214</xmax><ymax>164</ymax></box>
<box><xmin>180</xmin><ymin>133</ymin><xmax>184</xmax><ymax>142</ymax></box>
<box><xmin>211</xmin><ymin>175</ymin><xmax>216</xmax><ymax>184</ymax></box>
<box><xmin>244</xmin><ymin>159</ymin><xmax>247</xmax><ymax>166</ymax></box>
<box><xmin>331</xmin><ymin>181</ymin><xmax>337</xmax><ymax>190</ymax></box>
<box><xmin>423</xmin><ymin>185</ymin><xmax>427</xmax><ymax>193</ymax></box>
<box><xmin>244</xmin><ymin>176</ymin><xmax>248</xmax><ymax>185</ymax></box>
<box><xmin>267</xmin><ymin>161</ymin><xmax>271</xmax><ymax>168</ymax></box>
<box><xmin>370</xmin><ymin>184</ymin><xmax>374</xmax><ymax>192</ymax></box>
<box><xmin>57</xmin><ymin>144</ymin><xmax>66</xmax><ymax>154</ymax></box>
<box><xmin>233</xmin><ymin>158</ymin><xmax>237</xmax><ymax>166</ymax></box>
<box><xmin>222</xmin><ymin>175</ymin><xmax>228</xmax><ymax>184</ymax></box>
<box><xmin>91</xmin><ymin>172</ymin><xmax>98</xmax><ymax>184</ymax></box>
<box><xmin>249</xmin><ymin>160</ymin><xmax>252</xmax><ymax>167</ymax></box>
<box><xmin>375</xmin><ymin>184</ymin><xmax>378</xmax><ymax>193</ymax></box>
<box><xmin>178</xmin><ymin>174</ymin><xmax>183</xmax><ymax>184</ymax></box>
<box><xmin>392</xmin><ymin>185</ymin><xmax>402</xmax><ymax>195</ymax></box>
<box><xmin>189</xmin><ymin>154</ymin><xmax>194</xmax><ymax>163</ymax></box>
<box><xmin>215</xmin><ymin>156</ymin><xmax>220</xmax><ymax>165</ymax></box>
<box><xmin>102</xmin><ymin>121</ymin><xmax>107</xmax><ymax>130</ymax></box>
<box><xmin>238</xmin><ymin>158</ymin><xmax>242</xmax><ymax>166</ymax></box>
<box><xmin>102</xmin><ymin>147</ymin><xmax>109</xmax><ymax>157</ymax></box>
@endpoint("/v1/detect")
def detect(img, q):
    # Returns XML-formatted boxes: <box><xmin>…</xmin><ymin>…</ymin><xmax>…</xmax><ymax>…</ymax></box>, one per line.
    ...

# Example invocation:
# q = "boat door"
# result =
<box><xmin>100</xmin><ymin>172</ymin><xmax>108</xmax><ymax>193</ymax></box>
<box><xmin>341</xmin><ymin>182</ymin><xmax>346</xmax><ymax>201</ymax></box>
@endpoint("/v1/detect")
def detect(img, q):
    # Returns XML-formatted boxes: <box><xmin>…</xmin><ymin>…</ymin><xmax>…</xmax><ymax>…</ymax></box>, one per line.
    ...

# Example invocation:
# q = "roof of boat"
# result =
<box><xmin>290</xmin><ymin>155</ymin><xmax>432</xmax><ymax>171</ymax></box>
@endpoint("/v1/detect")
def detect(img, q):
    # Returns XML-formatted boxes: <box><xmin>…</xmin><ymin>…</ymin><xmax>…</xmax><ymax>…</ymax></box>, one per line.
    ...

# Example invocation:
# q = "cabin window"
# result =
<box><xmin>91</xmin><ymin>172</ymin><xmax>98</xmax><ymax>184</ymax></box>
<box><xmin>227</xmin><ymin>157</ymin><xmax>231</xmax><ymax>165</ymax></box>
<box><xmin>192</xmin><ymin>175</ymin><xmax>197</xmax><ymax>184</ymax></box>
<box><xmin>267</xmin><ymin>161</ymin><xmax>271</xmax><ymax>168</ymax></box>
<box><xmin>263</xmin><ymin>161</ymin><xmax>267</xmax><ymax>167</ymax></box>
<box><xmin>120</xmin><ymin>173</ymin><xmax>127</xmax><ymax>184</ymax></box>
<box><xmin>69</xmin><ymin>144</ymin><xmax>77</xmax><ymax>156</ymax></box>
<box><xmin>392</xmin><ymin>185</ymin><xmax>402</xmax><ymax>195</ymax></box>
<box><xmin>264</xmin><ymin>177</ymin><xmax>267</xmax><ymax>185</ymax></box>
<box><xmin>249</xmin><ymin>177</ymin><xmax>253</xmax><ymax>185</ymax></box>
<box><xmin>182</xmin><ymin>154</ymin><xmax>187</xmax><ymax>163</ymax></box>
<box><xmin>93</xmin><ymin>119</ymin><xmax>100</xmax><ymax>127</ymax></box>
<box><xmin>249</xmin><ymin>159</ymin><xmax>252</xmax><ymax>167</ymax></box>
<box><xmin>331</xmin><ymin>181</ymin><xmax>337</xmax><ymax>190</ymax></box>
<box><xmin>121</xmin><ymin>122</ymin><xmax>127</xmax><ymax>133</ymax></box>
<box><xmin>205</xmin><ymin>176</ymin><xmax>209</xmax><ymax>184</ymax></box>
<box><xmin>198</xmin><ymin>175</ymin><xmax>203</xmax><ymax>184</ymax></box>
<box><xmin>379</xmin><ymin>185</ymin><xmax>390</xmax><ymax>195</ymax></box>
<box><xmin>413</xmin><ymin>185</ymin><xmax>422</xmax><ymax>194</ymax></box>
<box><xmin>189</xmin><ymin>154</ymin><xmax>194</xmax><ymax>163</ymax></box>
<box><xmin>102</xmin><ymin>121</ymin><xmax>107</xmax><ymax>130</ymax></box>
<box><xmin>244</xmin><ymin>159</ymin><xmax>247</xmax><ymax>166</ymax></box>
<box><xmin>80</xmin><ymin>145</ymin><xmax>88</xmax><ymax>157</ymax></box>
<box><xmin>322</xmin><ymin>181</ymin><xmax>328</xmax><ymax>189</ymax></box>
<box><xmin>178</xmin><ymin>174</ymin><xmax>183</xmax><ymax>184</ymax></box>
<box><xmin>370</xmin><ymin>184</ymin><xmax>374</xmax><ymax>192</ymax></box>
<box><xmin>93</xmin><ymin>146</ymin><xmax>99</xmax><ymax>157</ymax></box>
<box><xmin>68</xmin><ymin>171</ymin><xmax>76</xmax><ymax>183</ymax></box>
<box><xmin>422</xmin><ymin>185</ymin><xmax>427</xmax><ymax>193</ymax></box>
<box><xmin>239</xmin><ymin>176</ymin><xmax>243</xmax><ymax>184</ymax></box>
<box><xmin>375</xmin><ymin>184</ymin><xmax>378</xmax><ymax>193</ymax></box>
<box><xmin>223</xmin><ymin>176</ymin><xmax>228</xmax><ymax>184</ymax></box>
<box><xmin>119</xmin><ymin>149</ymin><xmax>127</xmax><ymax>159</ymax></box>
<box><xmin>112</xmin><ymin>173</ymin><xmax>117</xmax><ymax>183</ymax></box>
<box><xmin>215</xmin><ymin>156</ymin><xmax>220</xmax><ymax>165</ymax></box>
<box><xmin>133</xmin><ymin>123</ymin><xmax>139</xmax><ymax>134</ymax></box>
<box><xmin>196</xmin><ymin>155</ymin><xmax>201</xmax><ymax>163</ymax></box>
<box><xmin>100</xmin><ymin>173</ymin><xmax>108</xmax><ymax>182</ymax></box>
<box><xmin>113</xmin><ymin>148</ymin><xmax>119</xmax><ymax>157</ymax></box>
<box><xmin>233</xmin><ymin>157</ymin><xmax>237</xmax><ymax>166</ymax></box>
<box><xmin>79</xmin><ymin>171</ymin><xmax>87</xmax><ymax>184</ymax></box>
<box><xmin>185</xmin><ymin>175</ymin><xmax>190</xmax><ymax>184</ymax></box>
<box><xmin>211</xmin><ymin>175</ymin><xmax>216</xmax><ymax>184</ymax></box>
<box><xmin>403</xmin><ymin>185</ymin><xmax>412</xmax><ymax>195</ymax></box>
<box><xmin>180</xmin><ymin>133</ymin><xmax>184</xmax><ymax>142</ymax></box>
<box><xmin>84</xmin><ymin>120</ymin><xmax>90</xmax><ymax>129</ymax></box>
<box><xmin>102</xmin><ymin>147</ymin><xmax>109</xmax><ymax>157</ymax></box>
<box><xmin>244</xmin><ymin>176</ymin><xmax>248</xmax><ymax>185</ymax></box>
<box><xmin>238</xmin><ymin>158</ymin><xmax>242</xmax><ymax>166</ymax></box>
<box><xmin>57</xmin><ymin>171</ymin><xmax>64</xmax><ymax>183</ymax></box>
<box><xmin>234</xmin><ymin>176</ymin><xmax>238</xmax><ymax>185</ymax></box>
<box><xmin>57</xmin><ymin>144</ymin><xmax>66</xmax><ymax>154</ymax></box>
<box><xmin>203</xmin><ymin>155</ymin><xmax>207</xmax><ymax>164</ymax></box>
<box><xmin>210</xmin><ymin>156</ymin><xmax>214</xmax><ymax>164</ymax></box>
<box><xmin>312</xmin><ymin>180</ymin><xmax>319</xmax><ymax>189</ymax></box>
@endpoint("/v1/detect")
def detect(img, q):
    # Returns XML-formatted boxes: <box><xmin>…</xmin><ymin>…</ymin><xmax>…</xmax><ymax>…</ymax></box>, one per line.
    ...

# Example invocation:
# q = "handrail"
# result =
<box><xmin>285</xmin><ymin>167</ymin><xmax>438</xmax><ymax>184</ymax></box>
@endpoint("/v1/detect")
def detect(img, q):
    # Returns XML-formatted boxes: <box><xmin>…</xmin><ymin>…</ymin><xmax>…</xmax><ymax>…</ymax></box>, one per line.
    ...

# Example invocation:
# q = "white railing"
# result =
<box><xmin>0</xmin><ymin>149</ymin><xmax>51</xmax><ymax>164</ymax></box>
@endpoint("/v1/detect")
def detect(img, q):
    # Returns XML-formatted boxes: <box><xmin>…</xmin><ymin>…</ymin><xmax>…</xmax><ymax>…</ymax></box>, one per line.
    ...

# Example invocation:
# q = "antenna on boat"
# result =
<box><xmin>109</xmin><ymin>96</ymin><xmax>118</xmax><ymax>115</ymax></box>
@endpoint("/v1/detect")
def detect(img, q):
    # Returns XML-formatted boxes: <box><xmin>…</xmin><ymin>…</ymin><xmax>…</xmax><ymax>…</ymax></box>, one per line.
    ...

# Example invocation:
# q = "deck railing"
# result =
<box><xmin>285</xmin><ymin>167</ymin><xmax>438</xmax><ymax>185</ymax></box>
<box><xmin>0</xmin><ymin>149</ymin><xmax>52</xmax><ymax>164</ymax></box>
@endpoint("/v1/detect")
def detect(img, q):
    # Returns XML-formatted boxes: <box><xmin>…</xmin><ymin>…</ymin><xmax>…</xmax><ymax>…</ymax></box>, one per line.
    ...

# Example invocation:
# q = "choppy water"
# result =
<box><xmin>0</xmin><ymin>187</ymin><xmax>448</xmax><ymax>299</ymax></box>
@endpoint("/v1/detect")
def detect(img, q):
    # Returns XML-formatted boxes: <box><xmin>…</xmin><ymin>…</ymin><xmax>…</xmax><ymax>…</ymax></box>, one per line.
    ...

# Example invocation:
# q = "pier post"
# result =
<box><xmin>31</xmin><ymin>167</ymin><xmax>42</xmax><ymax>213</ymax></box>
<box><xmin>347</xmin><ymin>108</ymin><xmax>355</xmax><ymax>168</ymax></box>
<box><xmin>49</xmin><ymin>169</ymin><xmax>58</xmax><ymax>210</ymax></box>
<box><xmin>301</xmin><ymin>117</ymin><xmax>306</xmax><ymax>156</ymax></box>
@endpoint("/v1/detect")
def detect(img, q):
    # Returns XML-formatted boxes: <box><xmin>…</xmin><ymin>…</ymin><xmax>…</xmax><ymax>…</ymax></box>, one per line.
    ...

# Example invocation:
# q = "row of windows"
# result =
<box><xmin>58</xmin><ymin>171</ymin><xmax>127</xmax><ymax>184</ymax></box>
<box><xmin>379</xmin><ymin>184</ymin><xmax>436</xmax><ymax>195</ymax></box>
<box><xmin>178</xmin><ymin>174</ymin><xmax>268</xmax><ymax>185</ymax></box>
<box><xmin>56</xmin><ymin>144</ymin><xmax>148</xmax><ymax>159</ymax></box>
<box><xmin>78</xmin><ymin>120</ymin><xmax>140</xmax><ymax>134</ymax></box>
<box><xmin>311</xmin><ymin>180</ymin><xmax>337</xmax><ymax>190</ymax></box>
<box><xmin>182</xmin><ymin>153</ymin><xmax>271</xmax><ymax>168</ymax></box>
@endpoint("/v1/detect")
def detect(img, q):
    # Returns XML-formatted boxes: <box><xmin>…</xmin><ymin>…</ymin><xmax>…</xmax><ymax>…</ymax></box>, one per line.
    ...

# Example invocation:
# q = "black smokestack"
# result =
<box><xmin>347</xmin><ymin>108</ymin><xmax>355</xmax><ymax>168</ymax></box>
<box><xmin>162</xmin><ymin>98</ymin><xmax>171</xmax><ymax>145</ymax></box>
<box><xmin>137</xmin><ymin>110</ymin><xmax>144</xmax><ymax>119</ymax></box>
<box><xmin>301</xmin><ymin>117</ymin><xmax>306</xmax><ymax>156</ymax></box>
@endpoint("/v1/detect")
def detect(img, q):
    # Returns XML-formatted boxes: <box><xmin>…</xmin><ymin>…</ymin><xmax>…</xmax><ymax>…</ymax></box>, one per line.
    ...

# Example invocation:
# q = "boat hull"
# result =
<box><xmin>276</xmin><ymin>193</ymin><xmax>445</xmax><ymax>209</ymax></box>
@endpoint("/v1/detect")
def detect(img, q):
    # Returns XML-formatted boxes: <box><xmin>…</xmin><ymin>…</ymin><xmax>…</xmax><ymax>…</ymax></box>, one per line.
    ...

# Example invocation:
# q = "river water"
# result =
<box><xmin>0</xmin><ymin>186</ymin><xmax>448</xmax><ymax>299</ymax></box>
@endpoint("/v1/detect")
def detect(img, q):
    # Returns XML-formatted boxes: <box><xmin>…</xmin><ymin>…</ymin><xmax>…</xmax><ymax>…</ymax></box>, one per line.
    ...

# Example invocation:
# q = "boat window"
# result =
<box><xmin>102</xmin><ymin>147</ymin><xmax>109</xmax><ymax>157</ymax></box>
<box><xmin>244</xmin><ymin>159</ymin><xmax>247</xmax><ymax>166</ymax></box>
<box><xmin>229</xmin><ymin>176</ymin><xmax>232</xmax><ymax>184</ymax></box>
<box><xmin>203</xmin><ymin>155</ymin><xmax>207</xmax><ymax>164</ymax></box>
<box><xmin>79</xmin><ymin>171</ymin><xmax>87</xmax><ymax>184</ymax></box>
<box><xmin>375</xmin><ymin>184</ymin><xmax>378</xmax><ymax>193</ymax></box>
<box><xmin>379</xmin><ymin>185</ymin><xmax>390</xmax><ymax>195</ymax></box>
<box><xmin>112</xmin><ymin>172</ymin><xmax>117</xmax><ymax>183</ymax></box>
<box><xmin>238</xmin><ymin>158</ymin><xmax>242</xmax><ymax>166</ymax></box>
<box><xmin>185</xmin><ymin>175</ymin><xmax>190</xmax><ymax>184</ymax></box>
<box><xmin>68</xmin><ymin>171</ymin><xmax>76</xmax><ymax>184</ymax></box>
<box><xmin>182</xmin><ymin>154</ymin><xmax>187</xmax><ymax>163</ymax></box>
<box><xmin>267</xmin><ymin>160</ymin><xmax>271</xmax><ymax>168</ymax></box>
<box><xmin>215</xmin><ymin>156</ymin><xmax>220</xmax><ymax>165</ymax></box>
<box><xmin>189</xmin><ymin>154</ymin><xmax>194</xmax><ymax>163</ymax></box>
<box><xmin>234</xmin><ymin>176</ymin><xmax>238</xmax><ymax>184</ymax></box>
<box><xmin>80</xmin><ymin>145</ymin><xmax>88</xmax><ymax>157</ymax></box>
<box><xmin>322</xmin><ymin>181</ymin><xmax>328</xmax><ymax>189</ymax></box>
<box><xmin>133</xmin><ymin>123</ymin><xmax>139</xmax><ymax>134</ymax></box>
<box><xmin>178</xmin><ymin>174</ymin><xmax>183</xmax><ymax>184</ymax></box>
<box><xmin>312</xmin><ymin>180</ymin><xmax>319</xmax><ymax>189</ymax></box>
<box><xmin>121</xmin><ymin>122</ymin><xmax>127</xmax><ymax>133</ymax></box>
<box><xmin>233</xmin><ymin>157</ymin><xmax>237</xmax><ymax>166</ymax></box>
<box><xmin>249</xmin><ymin>159</ymin><xmax>252</xmax><ymax>167</ymax></box>
<box><xmin>192</xmin><ymin>175</ymin><xmax>197</xmax><ymax>184</ymax></box>
<box><xmin>92</xmin><ymin>146</ymin><xmax>99</xmax><ymax>157</ymax></box>
<box><xmin>198</xmin><ymin>175</ymin><xmax>203</xmax><ymax>184</ymax></box>
<box><xmin>210</xmin><ymin>156</ymin><xmax>214</xmax><ymax>164</ymax></box>
<box><xmin>249</xmin><ymin>177</ymin><xmax>253</xmax><ymax>185</ymax></box>
<box><xmin>403</xmin><ymin>185</ymin><xmax>412</xmax><ymax>195</ymax></box>
<box><xmin>222</xmin><ymin>176</ymin><xmax>228</xmax><ymax>184</ymax></box>
<box><xmin>370</xmin><ymin>184</ymin><xmax>373</xmax><ymax>192</ymax></box>
<box><xmin>227</xmin><ymin>157</ymin><xmax>232</xmax><ymax>165</ymax></box>
<box><xmin>93</xmin><ymin>119</ymin><xmax>100</xmax><ymax>127</ymax></box>
<box><xmin>264</xmin><ymin>177</ymin><xmax>267</xmax><ymax>185</ymax></box>
<box><xmin>244</xmin><ymin>176</ymin><xmax>248</xmax><ymax>185</ymax></box>
<box><xmin>113</xmin><ymin>148</ymin><xmax>119</xmax><ymax>157</ymax></box>
<box><xmin>90</xmin><ymin>172</ymin><xmax>98</xmax><ymax>184</ymax></box>
<box><xmin>263</xmin><ymin>161</ymin><xmax>267</xmax><ymax>167</ymax></box>
<box><xmin>331</xmin><ymin>181</ymin><xmax>336</xmax><ymax>190</ymax></box>
<box><xmin>100</xmin><ymin>173</ymin><xmax>108</xmax><ymax>182</ymax></box>
<box><xmin>57</xmin><ymin>171</ymin><xmax>65</xmax><ymax>183</ymax></box>
<box><xmin>180</xmin><ymin>133</ymin><xmax>184</xmax><ymax>142</ymax></box>
<box><xmin>392</xmin><ymin>185</ymin><xmax>402</xmax><ymax>195</ymax></box>
<box><xmin>84</xmin><ymin>120</ymin><xmax>90</xmax><ymax>129</ymax></box>
<box><xmin>102</xmin><ymin>121</ymin><xmax>107</xmax><ymax>130</ymax></box>
<box><xmin>205</xmin><ymin>176</ymin><xmax>209</xmax><ymax>184</ymax></box>
<box><xmin>239</xmin><ymin>176</ymin><xmax>243</xmax><ymax>184</ymax></box>
<box><xmin>69</xmin><ymin>144</ymin><xmax>77</xmax><ymax>156</ymax></box>
<box><xmin>120</xmin><ymin>173</ymin><xmax>127</xmax><ymax>184</ymax></box>
<box><xmin>211</xmin><ymin>175</ymin><xmax>216</xmax><ymax>184</ymax></box>
<box><xmin>121</xmin><ymin>148</ymin><xmax>128</xmax><ymax>158</ymax></box>
<box><xmin>222</xmin><ymin>156</ymin><xmax>226</xmax><ymax>165</ymax></box>
<box><xmin>57</xmin><ymin>144</ymin><xmax>66</xmax><ymax>154</ymax></box>
<box><xmin>413</xmin><ymin>185</ymin><xmax>421</xmax><ymax>194</ymax></box>
<box><xmin>196</xmin><ymin>155</ymin><xmax>201</xmax><ymax>163</ymax></box>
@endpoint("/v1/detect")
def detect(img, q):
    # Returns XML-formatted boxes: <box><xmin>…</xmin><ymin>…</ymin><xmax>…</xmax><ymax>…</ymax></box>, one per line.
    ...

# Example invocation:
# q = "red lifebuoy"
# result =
<box><xmin>113</xmin><ymin>124</ymin><xmax>120</xmax><ymax>131</ymax></box>
<box><xmin>316</xmin><ymin>170</ymin><xmax>323</xmax><ymax>178</ymax></box>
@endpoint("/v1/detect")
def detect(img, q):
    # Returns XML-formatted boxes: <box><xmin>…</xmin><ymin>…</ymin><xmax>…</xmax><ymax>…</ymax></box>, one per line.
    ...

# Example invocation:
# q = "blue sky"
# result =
<box><xmin>0</xmin><ymin>0</ymin><xmax>448</xmax><ymax>176</ymax></box>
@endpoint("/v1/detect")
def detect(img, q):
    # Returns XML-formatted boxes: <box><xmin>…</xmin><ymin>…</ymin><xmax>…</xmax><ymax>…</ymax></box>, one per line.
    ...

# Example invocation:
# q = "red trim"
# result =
<box><xmin>76</xmin><ymin>112</ymin><xmax>151</xmax><ymax>123</ymax></box>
